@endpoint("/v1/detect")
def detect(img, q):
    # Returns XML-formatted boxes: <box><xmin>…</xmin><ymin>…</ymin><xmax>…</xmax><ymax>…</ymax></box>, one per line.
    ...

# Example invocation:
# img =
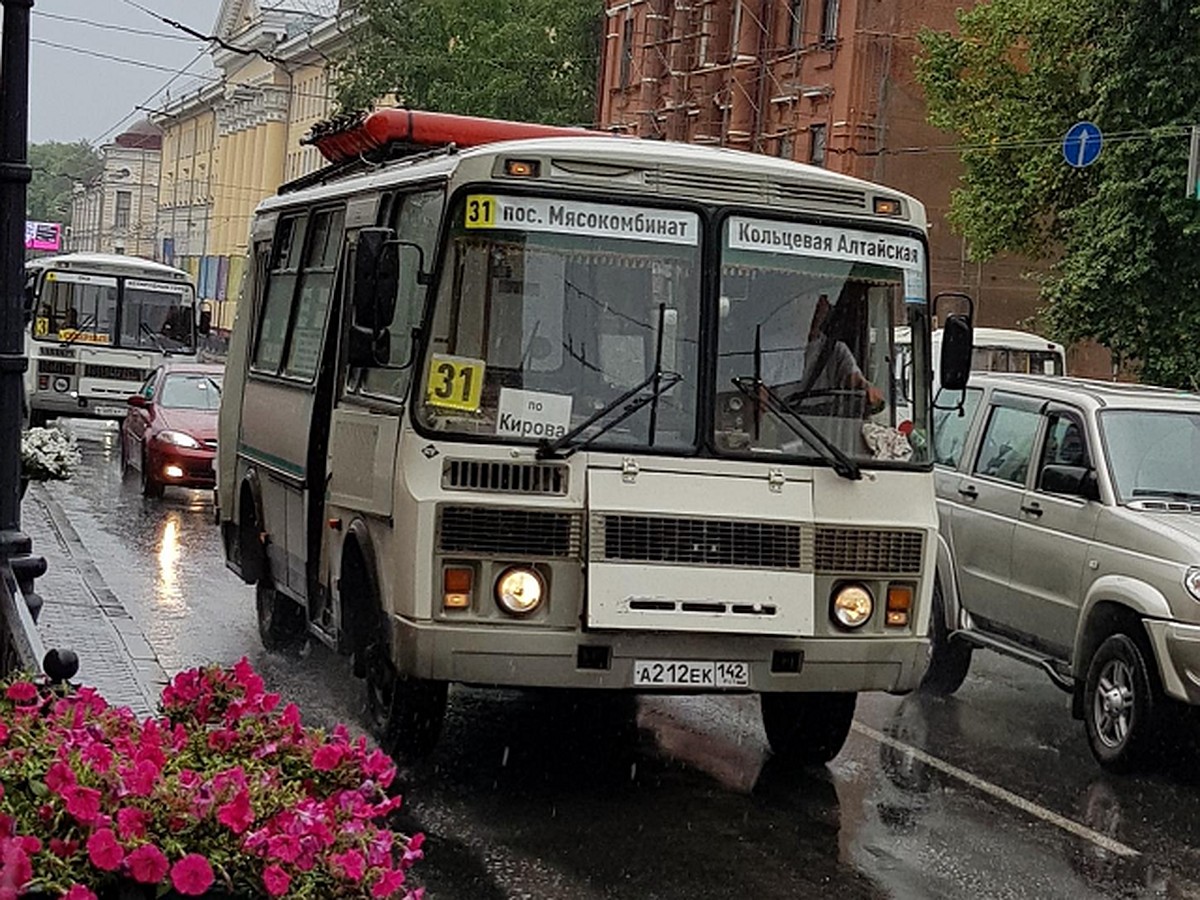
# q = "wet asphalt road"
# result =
<box><xmin>34</xmin><ymin>420</ymin><xmax>1200</xmax><ymax>899</ymax></box>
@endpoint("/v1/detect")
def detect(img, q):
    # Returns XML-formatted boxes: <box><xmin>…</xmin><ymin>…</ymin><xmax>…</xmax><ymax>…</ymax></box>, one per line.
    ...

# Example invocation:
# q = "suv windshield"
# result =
<box><xmin>714</xmin><ymin>216</ymin><xmax>930</xmax><ymax>465</ymax></box>
<box><xmin>1100</xmin><ymin>409</ymin><xmax>1200</xmax><ymax>503</ymax></box>
<box><xmin>417</xmin><ymin>195</ymin><xmax>702</xmax><ymax>451</ymax></box>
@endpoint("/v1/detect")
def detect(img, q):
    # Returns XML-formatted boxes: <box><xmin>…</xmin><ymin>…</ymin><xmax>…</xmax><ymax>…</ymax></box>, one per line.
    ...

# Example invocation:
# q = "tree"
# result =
<box><xmin>27</xmin><ymin>141</ymin><xmax>102</xmax><ymax>226</ymax></box>
<box><xmin>918</xmin><ymin>0</ymin><xmax>1200</xmax><ymax>388</ymax></box>
<box><xmin>334</xmin><ymin>0</ymin><xmax>602</xmax><ymax>127</ymax></box>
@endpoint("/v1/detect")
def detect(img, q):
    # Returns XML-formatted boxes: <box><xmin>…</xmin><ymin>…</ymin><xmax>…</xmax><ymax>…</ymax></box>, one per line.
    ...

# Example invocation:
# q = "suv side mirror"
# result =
<box><xmin>1042</xmin><ymin>464</ymin><xmax>1100</xmax><ymax>501</ymax></box>
<box><xmin>127</xmin><ymin>394</ymin><xmax>148</xmax><ymax>409</ymax></box>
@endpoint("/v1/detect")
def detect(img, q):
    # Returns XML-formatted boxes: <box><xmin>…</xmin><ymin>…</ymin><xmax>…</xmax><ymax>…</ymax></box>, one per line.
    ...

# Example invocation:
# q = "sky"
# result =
<box><xmin>28</xmin><ymin>0</ymin><xmax>223</xmax><ymax>144</ymax></box>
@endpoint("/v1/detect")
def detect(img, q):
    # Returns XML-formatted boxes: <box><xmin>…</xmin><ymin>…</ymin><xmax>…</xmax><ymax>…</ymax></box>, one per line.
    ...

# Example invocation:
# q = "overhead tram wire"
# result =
<box><xmin>91</xmin><ymin>45</ymin><xmax>212</xmax><ymax>146</ymax></box>
<box><xmin>33</xmin><ymin>39</ymin><xmax>222</xmax><ymax>81</ymax></box>
<box><xmin>31</xmin><ymin>10</ymin><xmax>196</xmax><ymax>43</ymax></box>
<box><xmin>118</xmin><ymin>0</ymin><xmax>287</xmax><ymax>66</ymax></box>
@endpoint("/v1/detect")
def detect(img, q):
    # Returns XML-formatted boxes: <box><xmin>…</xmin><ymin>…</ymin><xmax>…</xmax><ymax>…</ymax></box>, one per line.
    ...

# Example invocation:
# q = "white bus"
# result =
<box><xmin>218</xmin><ymin>110</ymin><xmax>973</xmax><ymax>763</ymax></box>
<box><xmin>23</xmin><ymin>253</ymin><xmax>208</xmax><ymax>427</ymax></box>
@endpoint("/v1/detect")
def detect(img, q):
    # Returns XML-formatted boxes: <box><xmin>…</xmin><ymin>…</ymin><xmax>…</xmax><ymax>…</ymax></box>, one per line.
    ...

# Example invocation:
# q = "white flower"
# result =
<box><xmin>20</xmin><ymin>426</ymin><xmax>81</xmax><ymax>481</ymax></box>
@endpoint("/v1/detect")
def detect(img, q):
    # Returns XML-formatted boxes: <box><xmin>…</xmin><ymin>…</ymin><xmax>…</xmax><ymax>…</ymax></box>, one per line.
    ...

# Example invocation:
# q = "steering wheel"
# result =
<box><xmin>785</xmin><ymin>387</ymin><xmax>875</xmax><ymax>418</ymax></box>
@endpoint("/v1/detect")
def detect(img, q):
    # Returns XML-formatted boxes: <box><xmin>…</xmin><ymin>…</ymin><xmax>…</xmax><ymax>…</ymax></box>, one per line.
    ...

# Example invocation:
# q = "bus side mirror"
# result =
<box><xmin>198</xmin><ymin>308</ymin><xmax>212</xmax><ymax>336</ymax></box>
<box><xmin>939</xmin><ymin>314</ymin><xmax>973</xmax><ymax>390</ymax></box>
<box><xmin>350</xmin><ymin>228</ymin><xmax>400</xmax><ymax>367</ymax></box>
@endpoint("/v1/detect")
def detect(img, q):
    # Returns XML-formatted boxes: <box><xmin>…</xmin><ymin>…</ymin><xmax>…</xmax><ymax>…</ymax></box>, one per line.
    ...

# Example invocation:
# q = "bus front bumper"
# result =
<box><xmin>31</xmin><ymin>392</ymin><xmax>131</xmax><ymax>420</ymax></box>
<box><xmin>390</xmin><ymin>616</ymin><xmax>929</xmax><ymax>694</ymax></box>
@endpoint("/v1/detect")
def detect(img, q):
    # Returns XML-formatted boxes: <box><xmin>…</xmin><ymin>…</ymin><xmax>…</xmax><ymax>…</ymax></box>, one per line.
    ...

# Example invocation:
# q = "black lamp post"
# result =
<box><xmin>0</xmin><ymin>0</ymin><xmax>48</xmax><ymax>640</ymax></box>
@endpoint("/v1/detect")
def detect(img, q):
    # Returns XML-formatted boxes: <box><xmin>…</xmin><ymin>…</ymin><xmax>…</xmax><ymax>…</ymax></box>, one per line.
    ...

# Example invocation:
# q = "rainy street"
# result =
<box><xmin>28</xmin><ymin>421</ymin><xmax>1200</xmax><ymax>900</ymax></box>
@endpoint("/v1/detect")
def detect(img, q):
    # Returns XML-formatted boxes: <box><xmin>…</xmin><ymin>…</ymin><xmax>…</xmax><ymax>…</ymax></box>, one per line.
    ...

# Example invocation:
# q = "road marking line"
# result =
<box><xmin>851</xmin><ymin>721</ymin><xmax>1140</xmax><ymax>859</ymax></box>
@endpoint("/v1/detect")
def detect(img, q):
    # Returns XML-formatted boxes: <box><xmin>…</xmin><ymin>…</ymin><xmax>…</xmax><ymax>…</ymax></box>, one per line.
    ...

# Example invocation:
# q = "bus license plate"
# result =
<box><xmin>633</xmin><ymin>660</ymin><xmax>750</xmax><ymax>688</ymax></box>
<box><xmin>94</xmin><ymin>406</ymin><xmax>125</xmax><ymax>417</ymax></box>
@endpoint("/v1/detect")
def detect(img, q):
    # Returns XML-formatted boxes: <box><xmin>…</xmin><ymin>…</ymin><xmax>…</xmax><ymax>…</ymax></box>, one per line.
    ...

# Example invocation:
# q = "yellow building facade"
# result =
<box><xmin>153</xmin><ymin>0</ymin><xmax>352</xmax><ymax>331</ymax></box>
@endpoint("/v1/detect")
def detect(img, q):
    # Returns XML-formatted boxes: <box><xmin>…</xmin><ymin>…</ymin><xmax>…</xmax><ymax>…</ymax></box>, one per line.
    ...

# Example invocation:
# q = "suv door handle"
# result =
<box><xmin>958</xmin><ymin>486</ymin><xmax>978</xmax><ymax>500</ymax></box>
<box><xmin>1021</xmin><ymin>503</ymin><xmax>1043</xmax><ymax>517</ymax></box>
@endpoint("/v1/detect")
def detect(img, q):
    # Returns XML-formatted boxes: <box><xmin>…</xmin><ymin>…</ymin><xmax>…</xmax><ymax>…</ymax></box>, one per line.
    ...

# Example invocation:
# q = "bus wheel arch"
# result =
<box><xmin>236</xmin><ymin>472</ymin><xmax>266</xmax><ymax>585</ymax></box>
<box><xmin>340</xmin><ymin>523</ymin><xmax>446</xmax><ymax>760</ymax></box>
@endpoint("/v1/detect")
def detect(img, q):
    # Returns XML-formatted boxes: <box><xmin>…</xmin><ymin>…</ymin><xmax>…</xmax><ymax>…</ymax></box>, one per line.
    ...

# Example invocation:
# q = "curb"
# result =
<box><xmin>28</xmin><ymin>483</ymin><xmax>168</xmax><ymax>709</ymax></box>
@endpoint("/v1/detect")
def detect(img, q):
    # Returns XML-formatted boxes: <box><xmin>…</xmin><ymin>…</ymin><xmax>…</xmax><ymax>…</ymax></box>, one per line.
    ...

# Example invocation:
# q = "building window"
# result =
<box><xmin>777</xmin><ymin>134</ymin><xmax>795</xmax><ymax>159</ymax></box>
<box><xmin>809</xmin><ymin>123</ymin><xmax>827</xmax><ymax>166</ymax></box>
<box><xmin>115</xmin><ymin>191</ymin><xmax>132</xmax><ymax>228</ymax></box>
<box><xmin>620</xmin><ymin>15</ymin><xmax>635</xmax><ymax>90</ymax></box>
<box><xmin>820</xmin><ymin>0</ymin><xmax>839</xmax><ymax>45</ymax></box>
<box><xmin>789</xmin><ymin>0</ymin><xmax>804</xmax><ymax>49</ymax></box>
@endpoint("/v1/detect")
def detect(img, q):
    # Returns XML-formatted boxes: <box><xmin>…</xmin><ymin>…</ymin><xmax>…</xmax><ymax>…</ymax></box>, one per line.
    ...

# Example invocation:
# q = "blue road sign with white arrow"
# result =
<box><xmin>1063</xmin><ymin>121</ymin><xmax>1103</xmax><ymax>168</ymax></box>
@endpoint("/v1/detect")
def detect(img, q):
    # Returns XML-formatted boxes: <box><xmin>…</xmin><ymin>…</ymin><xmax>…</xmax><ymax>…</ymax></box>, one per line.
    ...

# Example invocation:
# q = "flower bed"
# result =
<box><xmin>0</xmin><ymin>660</ymin><xmax>424</xmax><ymax>899</ymax></box>
<box><xmin>20</xmin><ymin>428</ymin><xmax>81</xmax><ymax>483</ymax></box>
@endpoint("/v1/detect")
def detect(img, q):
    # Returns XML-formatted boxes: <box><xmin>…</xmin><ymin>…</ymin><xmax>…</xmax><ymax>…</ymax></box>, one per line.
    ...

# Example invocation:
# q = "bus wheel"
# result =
<box><xmin>363</xmin><ymin>648</ymin><xmax>447</xmax><ymax>760</ymax></box>
<box><xmin>255</xmin><ymin>581</ymin><xmax>306</xmax><ymax>653</ymax></box>
<box><xmin>140</xmin><ymin>449</ymin><xmax>164</xmax><ymax>499</ymax></box>
<box><xmin>920</xmin><ymin>579</ymin><xmax>972</xmax><ymax>696</ymax></box>
<box><xmin>760</xmin><ymin>692</ymin><xmax>857</xmax><ymax>766</ymax></box>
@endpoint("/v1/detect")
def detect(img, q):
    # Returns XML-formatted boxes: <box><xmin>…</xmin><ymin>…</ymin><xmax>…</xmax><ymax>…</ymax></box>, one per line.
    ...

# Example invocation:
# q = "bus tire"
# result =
<box><xmin>256</xmin><ymin>581</ymin><xmax>306</xmax><ymax>653</ymax></box>
<box><xmin>364</xmin><ymin>658</ymin><xmax>447</xmax><ymax>761</ymax></box>
<box><xmin>760</xmin><ymin>691</ymin><xmax>856</xmax><ymax>766</ymax></box>
<box><xmin>140</xmin><ymin>448</ymin><xmax>164</xmax><ymax>499</ymax></box>
<box><xmin>920</xmin><ymin>579</ymin><xmax>972</xmax><ymax>696</ymax></box>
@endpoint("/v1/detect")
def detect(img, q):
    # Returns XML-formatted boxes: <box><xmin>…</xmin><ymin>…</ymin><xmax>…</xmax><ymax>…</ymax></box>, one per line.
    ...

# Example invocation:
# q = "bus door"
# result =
<box><xmin>322</xmin><ymin>188</ymin><xmax>444</xmax><ymax>633</ymax></box>
<box><xmin>238</xmin><ymin>204</ymin><xmax>347</xmax><ymax>608</ymax></box>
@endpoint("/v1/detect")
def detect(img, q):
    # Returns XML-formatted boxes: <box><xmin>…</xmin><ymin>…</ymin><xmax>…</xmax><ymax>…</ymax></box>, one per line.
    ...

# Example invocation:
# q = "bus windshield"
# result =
<box><xmin>33</xmin><ymin>270</ymin><xmax>196</xmax><ymax>352</ymax></box>
<box><xmin>417</xmin><ymin>195</ymin><xmax>702</xmax><ymax>451</ymax></box>
<box><xmin>971</xmin><ymin>346</ymin><xmax>1064</xmax><ymax>375</ymax></box>
<box><xmin>120</xmin><ymin>279</ymin><xmax>197</xmax><ymax>352</ymax></box>
<box><xmin>715</xmin><ymin>216</ymin><xmax>929</xmax><ymax>465</ymax></box>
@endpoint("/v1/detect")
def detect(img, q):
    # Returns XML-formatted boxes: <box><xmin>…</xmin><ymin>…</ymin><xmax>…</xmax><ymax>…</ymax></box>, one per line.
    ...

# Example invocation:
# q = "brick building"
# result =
<box><xmin>596</xmin><ymin>0</ymin><xmax>1108</xmax><ymax>374</ymax></box>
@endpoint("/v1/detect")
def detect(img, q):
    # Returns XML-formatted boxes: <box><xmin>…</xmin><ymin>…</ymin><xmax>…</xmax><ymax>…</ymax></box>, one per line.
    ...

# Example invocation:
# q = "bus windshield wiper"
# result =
<box><xmin>139</xmin><ymin>322</ymin><xmax>172</xmax><ymax>356</ymax></box>
<box><xmin>536</xmin><ymin>370</ymin><xmax>682</xmax><ymax>460</ymax></box>
<box><xmin>730</xmin><ymin>376</ymin><xmax>862</xmax><ymax>481</ymax></box>
<box><xmin>59</xmin><ymin>313</ymin><xmax>97</xmax><ymax>347</ymax></box>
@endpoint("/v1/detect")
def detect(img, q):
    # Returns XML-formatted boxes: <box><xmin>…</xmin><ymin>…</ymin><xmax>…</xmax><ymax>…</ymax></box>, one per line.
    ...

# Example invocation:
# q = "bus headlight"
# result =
<box><xmin>832</xmin><ymin>584</ymin><xmax>873</xmax><ymax>629</ymax></box>
<box><xmin>495</xmin><ymin>567</ymin><xmax>544</xmax><ymax>616</ymax></box>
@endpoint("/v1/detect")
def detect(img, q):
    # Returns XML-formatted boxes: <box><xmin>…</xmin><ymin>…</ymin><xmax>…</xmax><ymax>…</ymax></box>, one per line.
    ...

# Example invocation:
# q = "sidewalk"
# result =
<box><xmin>21</xmin><ymin>482</ymin><xmax>168</xmax><ymax>718</ymax></box>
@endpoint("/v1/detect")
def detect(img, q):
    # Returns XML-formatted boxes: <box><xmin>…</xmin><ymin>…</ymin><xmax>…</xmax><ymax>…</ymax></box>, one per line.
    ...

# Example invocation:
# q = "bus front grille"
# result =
<box><xmin>83</xmin><ymin>364</ymin><xmax>147</xmax><ymax>382</ymax></box>
<box><xmin>593</xmin><ymin>514</ymin><xmax>809</xmax><ymax>571</ymax></box>
<box><xmin>442</xmin><ymin>459</ymin><xmax>568</xmax><ymax>496</ymax></box>
<box><xmin>813</xmin><ymin>528</ymin><xmax>923</xmax><ymax>575</ymax></box>
<box><xmin>437</xmin><ymin>506</ymin><xmax>582</xmax><ymax>558</ymax></box>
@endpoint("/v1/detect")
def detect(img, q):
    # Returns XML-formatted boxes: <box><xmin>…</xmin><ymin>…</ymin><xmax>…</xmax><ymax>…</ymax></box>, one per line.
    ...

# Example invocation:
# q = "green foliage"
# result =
<box><xmin>27</xmin><ymin>141</ymin><xmax>101</xmax><ymax>226</ymax></box>
<box><xmin>335</xmin><ymin>0</ymin><xmax>602</xmax><ymax>126</ymax></box>
<box><xmin>918</xmin><ymin>0</ymin><xmax>1200</xmax><ymax>388</ymax></box>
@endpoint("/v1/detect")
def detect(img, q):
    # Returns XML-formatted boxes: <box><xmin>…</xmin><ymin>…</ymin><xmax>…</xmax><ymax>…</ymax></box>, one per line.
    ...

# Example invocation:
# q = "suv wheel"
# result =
<box><xmin>920</xmin><ymin>579</ymin><xmax>973</xmax><ymax>695</ymax></box>
<box><xmin>760</xmin><ymin>692</ymin><xmax>856</xmax><ymax>765</ymax></box>
<box><xmin>1083</xmin><ymin>633</ymin><xmax>1162</xmax><ymax>773</ymax></box>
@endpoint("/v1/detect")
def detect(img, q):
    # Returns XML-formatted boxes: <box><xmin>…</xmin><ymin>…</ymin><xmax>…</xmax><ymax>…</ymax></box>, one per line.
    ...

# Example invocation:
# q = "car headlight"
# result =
<box><xmin>1186</xmin><ymin>567</ymin><xmax>1200</xmax><ymax>602</ymax></box>
<box><xmin>832</xmin><ymin>584</ymin><xmax>874</xmax><ymax>629</ymax></box>
<box><xmin>158</xmin><ymin>430</ymin><xmax>201</xmax><ymax>449</ymax></box>
<box><xmin>495</xmin><ymin>567</ymin><xmax>544</xmax><ymax>616</ymax></box>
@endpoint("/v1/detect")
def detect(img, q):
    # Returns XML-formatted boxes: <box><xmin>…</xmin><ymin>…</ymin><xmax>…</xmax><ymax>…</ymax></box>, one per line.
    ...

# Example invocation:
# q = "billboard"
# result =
<box><xmin>25</xmin><ymin>221</ymin><xmax>61</xmax><ymax>252</ymax></box>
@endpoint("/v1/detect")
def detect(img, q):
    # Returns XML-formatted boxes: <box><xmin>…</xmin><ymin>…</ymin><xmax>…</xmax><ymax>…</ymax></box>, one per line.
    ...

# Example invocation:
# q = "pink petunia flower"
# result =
<box><xmin>62</xmin><ymin>786</ymin><xmax>102</xmax><ymax>826</ymax></box>
<box><xmin>61</xmin><ymin>885</ymin><xmax>97</xmax><ymax>900</ymax></box>
<box><xmin>262</xmin><ymin>864</ymin><xmax>291</xmax><ymax>897</ymax></box>
<box><xmin>45</xmin><ymin>761</ymin><xmax>75</xmax><ymax>794</ymax></box>
<box><xmin>85</xmin><ymin>829</ymin><xmax>124</xmax><ymax>872</ymax></box>
<box><xmin>217</xmin><ymin>790</ymin><xmax>255</xmax><ymax>834</ymax></box>
<box><xmin>126</xmin><ymin>843</ymin><xmax>169</xmax><ymax>884</ymax></box>
<box><xmin>170</xmin><ymin>854</ymin><xmax>215</xmax><ymax>896</ymax></box>
<box><xmin>116</xmin><ymin>807</ymin><xmax>149</xmax><ymax>841</ymax></box>
<box><xmin>371</xmin><ymin>868</ymin><xmax>407</xmax><ymax>898</ymax></box>
<box><xmin>311</xmin><ymin>743</ymin><xmax>344</xmax><ymax>772</ymax></box>
<box><xmin>329</xmin><ymin>849</ymin><xmax>366</xmax><ymax>881</ymax></box>
<box><xmin>4</xmin><ymin>682</ymin><xmax>37</xmax><ymax>704</ymax></box>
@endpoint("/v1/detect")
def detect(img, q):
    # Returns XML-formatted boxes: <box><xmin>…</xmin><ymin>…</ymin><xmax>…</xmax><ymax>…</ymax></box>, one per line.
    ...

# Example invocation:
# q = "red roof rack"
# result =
<box><xmin>304</xmin><ymin>109</ymin><xmax>601</xmax><ymax>165</ymax></box>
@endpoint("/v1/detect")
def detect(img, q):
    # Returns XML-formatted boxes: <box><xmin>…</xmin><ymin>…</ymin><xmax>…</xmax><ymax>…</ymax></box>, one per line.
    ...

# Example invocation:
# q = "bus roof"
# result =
<box><xmin>26</xmin><ymin>253</ymin><xmax>192</xmax><ymax>281</ymax></box>
<box><xmin>896</xmin><ymin>326</ymin><xmax>1065</xmax><ymax>354</ymax></box>
<box><xmin>258</xmin><ymin>136</ymin><xmax>928</xmax><ymax>230</ymax></box>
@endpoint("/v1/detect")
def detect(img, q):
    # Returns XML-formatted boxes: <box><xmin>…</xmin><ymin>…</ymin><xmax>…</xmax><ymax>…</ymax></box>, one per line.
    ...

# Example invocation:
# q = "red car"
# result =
<box><xmin>121</xmin><ymin>363</ymin><xmax>224</xmax><ymax>498</ymax></box>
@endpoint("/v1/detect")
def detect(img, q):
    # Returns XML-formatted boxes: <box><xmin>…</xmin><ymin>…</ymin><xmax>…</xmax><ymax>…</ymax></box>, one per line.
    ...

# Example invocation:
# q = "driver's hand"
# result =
<box><xmin>865</xmin><ymin>384</ymin><xmax>885</xmax><ymax>413</ymax></box>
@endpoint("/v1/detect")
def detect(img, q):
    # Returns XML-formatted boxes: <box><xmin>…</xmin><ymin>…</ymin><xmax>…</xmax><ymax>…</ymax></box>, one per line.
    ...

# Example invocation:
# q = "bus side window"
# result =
<box><xmin>282</xmin><ymin>206</ymin><xmax>346</xmax><ymax>381</ymax></box>
<box><xmin>360</xmin><ymin>188</ymin><xmax>446</xmax><ymax>399</ymax></box>
<box><xmin>253</xmin><ymin>214</ymin><xmax>306</xmax><ymax>374</ymax></box>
